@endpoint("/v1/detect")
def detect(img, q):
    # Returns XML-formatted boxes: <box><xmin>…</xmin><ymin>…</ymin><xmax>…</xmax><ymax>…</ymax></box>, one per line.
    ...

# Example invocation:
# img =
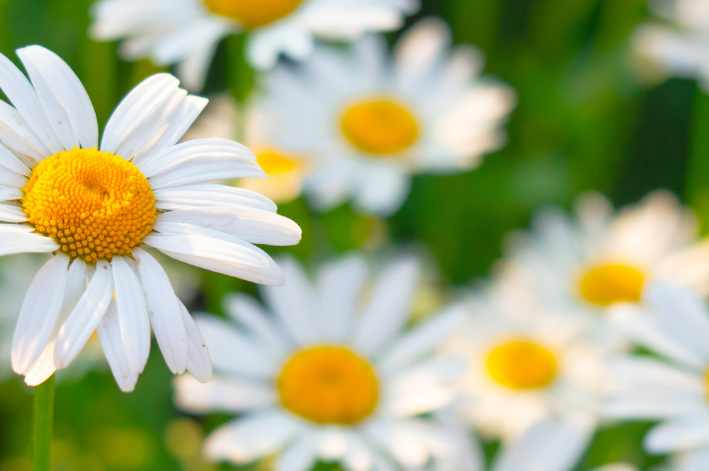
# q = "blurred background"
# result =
<box><xmin>0</xmin><ymin>0</ymin><xmax>695</xmax><ymax>469</ymax></box>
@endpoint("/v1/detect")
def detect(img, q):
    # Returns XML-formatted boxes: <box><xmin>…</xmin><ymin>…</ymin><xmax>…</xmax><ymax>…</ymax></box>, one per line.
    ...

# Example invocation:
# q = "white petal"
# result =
<box><xmin>11</xmin><ymin>253</ymin><xmax>69</xmax><ymax>374</ymax></box>
<box><xmin>0</xmin><ymin>187</ymin><xmax>22</xmax><ymax>202</ymax></box>
<box><xmin>180</xmin><ymin>300</ymin><xmax>212</xmax><ymax>382</ymax></box>
<box><xmin>157</xmin><ymin>206</ymin><xmax>301</xmax><ymax>246</ymax></box>
<box><xmin>0</xmin><ymin>203</ymin><xmax>27</xmax><ymax>222</ymax></box>
<box><xmin>205</xmin><ymin>411</ymin><xmax>300</xmax><ymax>464</ymax></box>
<box><xmin>153</xmin><ymin>183</ymin><xmax>277</xmax><ymax>212</ymax></box>
<box><xmin>100</xmin><ymin>73</ymin><xmax>180</xmax><ymax>155</ymax></box>
<box><xmin>353</xmin><ymin>257</ymin><xmax>419</xmax><ymax>356</ymax></box>
<box><xmin>316</xmin><ymin>255</ymin><xmax>367</xmax><ymax>341</ymax></box>
<box><xmin>97</xmin><ymin>299</ymin><xmax>139</xmax><ymax>392</ymax></box>
<box><xmin>174</xmin><ymin>375</ymin><xmax>274</xmax><ymax>413</ymax></box>
<box><xmin>276</xmin><ymin>432</ymin><xmax>318</xmax><ymax>471</ymax></box>
<box><xmin>0</xmin><ymin>224</ymin><xmax>59</xmax><ymax>256</ymax></box>
<box><xmin>138</xmin><ymin>138</ymin><xmax>255</xmax><ymax>177</ymax></box>
<box><xmin>112</xmin><ymin>256</ymin><xmax>151</xmax><ymax>374</ymax></box>
<box><xmin>16</xmin><ymin>46</ymin><xmax>98</xmax><ymax>150</ymax></box>
<box><xmin>224</xmin><ymin>293</ymin><xmax>291</xmax><ymax>356</ymax></box>
<box><xmin>144</xmin><ymin>221</ymin><xmax>284</xmax><ymax>285</ymax></box>
<box><xmin>23</xmin><ymin>339</ymin><xmax>57</xmax><ymax>386</ymax></box>
<box><xmin>0</xmin><ymin>166</ymin><xmax>28</xmax><ymax>188</ymax></box>
<box><xmin>0</xmin><ymin>143</ymin><xmax>30</xmax><ymax>176</ymax></box>
<box><xmin>132</xmin><ymin>247</ymin><xmax>187</xmax><ymax>374</ymax></box>
<box><xmin>0</xmin><ymin>50</ymin><xmax>62</xmax><ymax>154</ymax></box>
<box><xmin>0</xmin><ymin>100</ymin><xmax>50</xmax><ymax>165</ymax></box>
<box><xmin>147</xmin><ymin>158</ymin><xmax>266</xmax><ymax>189</ymax></box>
<box><xmin>645</xmin><ymin>418</ymin><xmax>709</xmax><ymax>454</ymax></box>
<box><xmin>54</xmin><ymin>259</ymin><xmax>113</xmax><ymax>368</ymax></box>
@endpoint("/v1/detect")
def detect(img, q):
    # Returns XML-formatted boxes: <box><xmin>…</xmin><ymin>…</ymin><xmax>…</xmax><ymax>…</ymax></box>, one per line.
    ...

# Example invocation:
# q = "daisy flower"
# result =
<box><xmin>90</xmin><ymin>0</ymin><xmax>420</xmax><ymax>91</ymax></box>
<box><xmin>632</xmin><ymin>0</ymin><xmax>709</xmax><ymax>90</ymax></box>
<box><xmin>444</xmin><ymin>288</ymin><xmax>607</xmax><ymax>442</ymax></box>
<box><xmin>497</xmin><ymin>191</ymin><xmax>709</xmax><ymax>333</ymax></box>
<box><xmin>0</xmin><ymin>45</ymin><xmax>301</xmax><ymax>392</ymax></box>
<box><xmin>262</xmin><ymin>18</ymin><xmax>516</xmax><ymax>216</ymax></box>
<box><xmin>174</xmin><ymin>255</ymin><xmax>465</xmax><ymax>470</ymax></box>
<box><xmin>606</xmin><ymin>281</ymin><xmax>709</xmax><ymax>468</ymax></box>
<box><xmin>184</xmin><ymin>95</ymin><xmax>312</xmax><ymax>204</ymax></box>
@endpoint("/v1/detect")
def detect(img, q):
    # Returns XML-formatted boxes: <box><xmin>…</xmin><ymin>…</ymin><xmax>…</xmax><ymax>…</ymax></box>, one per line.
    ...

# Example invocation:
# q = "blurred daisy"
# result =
<box><xmin>444</xmin><ymin>289</ymin><xmax>607</xmax><ymax>442</ymax></box>
<box><xmin>606</xmin><ymin>281</ymin><xmax>709</xmax><ymax>465</ymax></box>
<box><xmin>429</xmin><ymin>411</ymin><xmax>633</xmax><ymax>471</ymax></box>
<box><xmin>498</xmin><ymin>191</ymin><xmax>709</xmax><ymax>331</ymax></box>
<box><xmin>90</xmin><ymin>0</ymin><xmax>419</xmax><ymax>91</ymax></box>
<box><xmin>633</xmin><ymin>0</ymin><xmax>709</xmax><ymax>90</ymax></box>
<box><xmin>175</xmin><ymin>255</ymin><xmax>465</xmax><ymax>470</ymax></box>
<box><xmin>263</xmin><ymin>18</ymin><xmax>516</xmax><ymax>216</ymax></box>
<box><xmin>0</xmin><ymin>46</ymin><xmax>300</xmax><ymax>391</ymax></box>
<box><xmin>184</xmin><ymin>95</ymin><xmax>312</xmax><ymax>203</ymax></box>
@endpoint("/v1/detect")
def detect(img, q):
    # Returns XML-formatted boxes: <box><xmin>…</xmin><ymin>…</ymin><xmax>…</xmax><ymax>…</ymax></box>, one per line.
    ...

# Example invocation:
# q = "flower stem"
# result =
<box><xmin>685</xmin><ymin>87</ymin><xmax>709</xmax><ymax>233</ymax></box>
<box><xmin>33</xmin><ymin>374</ymin><xmax>54</xmax><ymax>471</ymax></box>
<box><xmin>227</xmin><ymin>32</ymin><xmax>254</xmax><ymax>142</ymax></box>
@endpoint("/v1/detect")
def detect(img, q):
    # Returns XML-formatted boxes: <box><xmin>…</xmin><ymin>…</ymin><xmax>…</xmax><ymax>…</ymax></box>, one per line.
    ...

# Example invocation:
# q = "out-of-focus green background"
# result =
<box><xmin>0</xmin><ymin>0</ymin><xmax>699</xmax><ymax>469</ymax></box>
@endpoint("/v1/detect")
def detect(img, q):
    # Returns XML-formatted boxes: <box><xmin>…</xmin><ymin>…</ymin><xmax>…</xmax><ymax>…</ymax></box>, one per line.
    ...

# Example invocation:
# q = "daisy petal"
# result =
<box><xmin>23</xmin><ymin>339</ymin><xmax>57</xmax><ymax>387</ymax></box>
<box><xmin>147</xmin><ymin>159</ymin><xmax>266</xmax><ymax>189</ymax></box>
<box><xmin>205</xmin><ymin>411</ymin><xmax>300</xmax><ymax>464</ymax></box>
<box><xmin>174</xmin><ymin>375</ymin><xmax>274</xmax><ymax>413</ymax></box>
<box><xmin>97</xmin><ymin>299</ymin><xmax>139</xmax><ymax>392</ymax></box>
<box><xmin>157</xmin><ymin>206</ymin><xmax>301</xmax><ymax>246</ymax></box>
<box><xmin>224</xmin><ymin>293</ymin><xmax>291</xmax><ymax>355</ymax></box>
<box><xmin>354</xmin><ymin>257</ymin><xmax>419</xmax><ymax>356</ymax></box>
<box><xmin>0</xmin><ymin>203</ymin><xmax>28</xmax><ymax>223</ymax></box>
<box><xmin>144</xmin><ymin>222</ymin><xmax>284</xmax><ymax>286</ymax></box>
<box><xmin>0</xmin><ymin>101</ymin><xmax>50</xmax><ymax>165</ymax></box>
<box><xmin>132</xmin><ymin>247</ymin><xmax>187</xmax><ymax>375</ymax></box>
<box><xmin>112</xmin><ymin>256</ymin><xmax>151</xmax><ymax>375</ymax></box>
<box><xmin>11</xmin><ymin>253</ymin><xmax>69</xmax><ymax>374</ymax></box>
<box><xmin>16</xmin><ymin>46</ymin><xmax>98</xmax><ymax>150</ymax></box>
<box><xmin>153</xmin><ymin>183</ymin><xmax>277</xmax><ymax>213</ymax></box>
<box><xmin>645</xmin><ymin>418</ymin><xmax>709</xmax><ymax>454</ymax></box>
<box><xmin>0</xmin><ymin>143</ymin><xmax>30</xmax><ymax>176</ymax></box>
<box><xmin>0</xmin><ymin>187</ymin><xmax>22</xmax><ymax>202</ymax></box>
<box><xmin>180</xmin><ymin>300</ymin><xmax>212</xmax><ymax>382</ymax></box>
<box><xmin>55</xmin><ymin>259</ymin><xmax>114</xmax><ymax>368</ymax></box>
<box><xmin>276</xmin><ymin>431</ymin><xmax>318</xmax><ymax>471</ymax></box>
<box><xmin>316</xmin><ymin>255</ymin><xmax>367</xmax><ymax>342</ymax></box>
<box><xmin>0</xmin><ymin>225</ymin><xmax>59</xmax><ymax>256</ymax></box>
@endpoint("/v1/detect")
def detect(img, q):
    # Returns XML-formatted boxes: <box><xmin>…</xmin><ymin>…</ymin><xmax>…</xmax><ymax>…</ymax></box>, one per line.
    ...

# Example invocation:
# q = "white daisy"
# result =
<box><xmin>262</xmin><ymin>18</ymin><xmax>516</xmax><ymax>216</ymax></box>
<box><xmin>90</xmin><ymin>0</ymin><xmax>419</xmax><ymax>91</ymax></box>
<box><xmin>497</xmin><ymin>191</ymin><xmax>709</xmax><ymax>335</ymax></box>
<box><xmin>632</xmin><ymin>0</ymin><xmax>709</xmax><ymax>90</ymax></box>
<box><xmin>184</xmin><ymin>95</ymin><xmax>313</xmax><ymax>204</ymax></box>
<box><xmin>444</xmin><ymin>287</ymin><xmax>607</xmax><ymax>442</ymax></box>
<box><xmin>174</xmin><ymin>255</ymin><xmax>465</xmax><ymax>470</ymax></box>
<box><xmin>0</xmin><ymin>45</ymin><xmax>301</xmax><ymax>392</ymax></box>
<box><xmin>606</xmin><ymin>281</ymin><xmax>709</xmax><ymax>466</ymax></box>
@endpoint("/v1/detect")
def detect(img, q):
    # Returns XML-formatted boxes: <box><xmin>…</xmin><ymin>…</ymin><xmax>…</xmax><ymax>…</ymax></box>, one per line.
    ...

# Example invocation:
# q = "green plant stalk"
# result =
<box><xmin>685</xmin><ymin>88</ymin><xmax>709</xmax><ymax>234</ymax></box>
<box><xmin>33</xmin><ymin>375</ymin><xmax>55</xmax><ymax>471</ymax></box>
<box><xmin>227</xmin><ymin>32</ymin><xmax>254</xmax><ymax>142</ymax></box>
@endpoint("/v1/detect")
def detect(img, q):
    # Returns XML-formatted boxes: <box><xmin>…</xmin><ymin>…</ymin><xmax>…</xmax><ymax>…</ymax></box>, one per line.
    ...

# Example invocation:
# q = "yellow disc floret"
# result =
<box><xmin>579</xmin><ymin>263</ymin><xmax>645</xmax><ymax>306</ymax></box>
<box><xmin>21</xmin><ymin>148</ymin><xmax>157</xmax><ymax>263</ymax></box>
<box><xmin>256</xmin><ymin>150</ymin><xmax>300</xmax><ymax>176</ymax></box>
<box><xmin>486</xmin><ymin>340</ymin><xmax>558</xmax><ymax>390</ymax></box>
<box><xmin>203</xmin><ymin>0</ymin><xmax>304</xmax><ymax>29</ymax></box>
<box><xmin>341</xmin><ymin>97</ymin><xmax>420</xmax><ymax>156</ymax></box>
<box><xmin>277</xmin><ymin>345</ymin><xmax>379</xmax><ymax>425</ymax></box>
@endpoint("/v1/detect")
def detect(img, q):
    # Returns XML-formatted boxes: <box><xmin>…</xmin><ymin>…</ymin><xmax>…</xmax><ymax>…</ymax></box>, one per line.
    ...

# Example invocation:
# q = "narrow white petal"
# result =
<box><xmin>180</xmin><ymin>300</ymin><xmax>212</xmax><ymax>382</ymax></box>
<box><xmin>157</xmin><ymin>206</ymin><xmax>301</xmax><ymax>246</ymax></box>
<box><xmin>0</xmin><ymin>143</ymin><xmax>30</xmax><ymax>176</ymax></box>
<box><xmin>144</xmin><ymin>222</ymin><xmax>284</xmax><ymax>286</ymax></box>
<box><xmin>353</xmin><ymin>257</ymin><xmax>420</xmax><ymax>356</ymax></box>
<box><xmin>97</xmin><ymin>299</ymin><xmax>140</xmax><ymax>392</ymax></box>
<box><xmin>0</xmin><ymin>166</ymin><xmax>28</xmax><ymax>188</ymax></box>
<box><xmin>138</xmin><ymin>138</ymin><xmax>255</xmax><ymax>177</ymax></box>
<box><xmin>132</xmin><ymin>247</ymin><xmax>187</xmax><ymax>374</ymax></box>
<box><xmin>148</xmin><ymin>159</ymin><xmax>266</xmax><ymax>189</ymax></box>
<box><xmin>112</xmin><ymin>256</ymin><xmax>151</xmax><ymax>375</ymax></box>
<box><xmin>153</xmin><ymin>183</ymin><xmax>276</xmax><ymax>213</ymax></box>
<box><xmin>276</xmin><ymin>433</ymin><xmax>318</xmax><ymax>471</ymax></box>
<box><xmin>316</xmin><ymin>256</ymin><xmax>367</xmax><ymax>341</ymax></box>
<box><xmin>174</xmin><ymin>375</ymin><xmax>273</xmax><ymax>413</ymax></box>
<box><xmin>224</xmin><ymin>293</ymin><xmax>291</xmax><ymax>355</ymax></box>
<box><xmin>0</xmin><ymin>50</ymin><xmax>62</xmax><ymax>153</ymax></box>
<box><xmin>0</xmin><ymin>225</ymin><xmax>59</xmax><ymax>256</ymax></box>
<box><xmin>17</xmin><ymin>46</ymin><xmax>98</xmax><ymax>150</ymax></box>
<box><xmin>0</xmin><ymin>203</ymin><xmax>27</xmax><ymax>222</ymax></box>
<box><xmin>0</xmin><ymin>100</ymin><xmax>50</xmax><ymax>165</ymax></box>
<box><xmin>11</xmin><ymin>254</ymin><xmax>69</xmax><ymax>374</ymax></box>
<box><xmin>54</xmin><ymin>259</ymin><xmax>113</xmax><ymax>368</ymax></box>
<box><xmin>0</xmin><ymin>187</ymin><xmax>22</xmax><ymax>202</ymax></box>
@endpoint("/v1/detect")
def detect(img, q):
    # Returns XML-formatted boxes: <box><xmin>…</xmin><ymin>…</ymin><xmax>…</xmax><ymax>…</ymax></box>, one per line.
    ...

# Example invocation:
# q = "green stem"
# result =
<box><xmin>33</xmin><ymin>375</ymin><xmax>55</xmax><ymax>471</ymax></box>
<box><xmin>685</xmin><ymin>87</ymin><xmax>709</xmax><ymax>234</ymax></box>
<box><xmin>227</xmin><ymin>33</ymin><xmax>254</xmax><ymax>143</ymax></box>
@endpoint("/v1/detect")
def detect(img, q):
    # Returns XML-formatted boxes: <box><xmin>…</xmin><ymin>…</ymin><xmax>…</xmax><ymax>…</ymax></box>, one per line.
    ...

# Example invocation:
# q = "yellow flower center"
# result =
<box><xmin>277</xmin><ymin>345</ymin><xmax>379</xmax><ymax>425</ymax></box>
<box><xmin>579</xmin><ymin>263</ymin><xmax>645</xmax><ymax>306</ymax></box>
<box><xmin>256</xmin><ymin>150</ymin><xmax>300</xmax><ymax>176</ymax></box>
<box><xmin>486</xmin><ymin>340</ymin><xmax>558</xmax><ymax>390</ymax></box>
<box><xmin>203</xmin><ymin>0</ymin><xmax>304</xmax><ymax>29</ymax></box>
<box><xmin>341</xmin><ymin>98</ymin><xmax>420</xmax><ymax>156</ymax></box>
<box><xmin>21</xmin><ymin>148</ymin><xmax>157</xmax><ymax>263</ymax></box>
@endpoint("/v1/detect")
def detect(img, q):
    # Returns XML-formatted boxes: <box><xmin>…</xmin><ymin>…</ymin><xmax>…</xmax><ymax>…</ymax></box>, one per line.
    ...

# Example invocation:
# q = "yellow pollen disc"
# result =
<box><xmin>277</xmin><ymin>345</ymin><xmax>379</xmax><ymax>425</ymax></box>
<box><xmin>579</xmin><ymin>263</ymin><xmax>645</xmax><ymax>306</ymax></box>
<box><xmin>21</xmin><ymin>148</ymin><xmax>157</xmax><ymax>263</ymax></box>
<box><xmin>203</xmin><ymin>0</ymin><xmax>304</xmax><ymax>29</ymax></box>
<box><xmin>341</xmin><ymin>98</ymin><xmax>420</xmax><ymax>156</ymax></box>
<box><xmin>257</xmin><ymin>150</ymin><xmax>300</xmax><ymax>176</ymax></box>
<box><xmin>486</xmin><ymin>340</ymin><xmax>558</xmax><ymax>390</ymax></box>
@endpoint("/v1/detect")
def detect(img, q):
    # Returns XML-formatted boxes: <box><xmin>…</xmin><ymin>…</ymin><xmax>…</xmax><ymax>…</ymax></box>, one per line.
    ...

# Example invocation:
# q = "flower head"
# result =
<box><xmin>0</xmin><ymin>45</ymin><xmax>301</xmax><ymax>392</ymax></box>
<box><xmin>174</xmin><ymin>255</ymin><xmax>464</xmax><ymax>470</ymax></box>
